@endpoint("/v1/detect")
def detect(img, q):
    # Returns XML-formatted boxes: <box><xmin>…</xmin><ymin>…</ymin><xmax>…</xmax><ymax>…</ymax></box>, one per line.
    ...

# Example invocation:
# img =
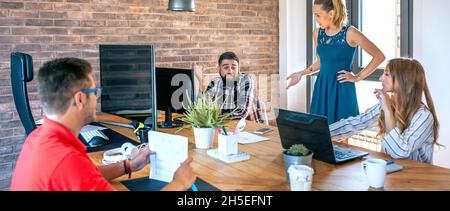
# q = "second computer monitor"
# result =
<box><xmin>99</xmin><ymin>44</ymin><xmax>157</xmax><ymax>130</ymax></box>
<box><xmin>155</xmin><ymin>67</ymin><xmax>194</xmax><ymax>128</ymax></box>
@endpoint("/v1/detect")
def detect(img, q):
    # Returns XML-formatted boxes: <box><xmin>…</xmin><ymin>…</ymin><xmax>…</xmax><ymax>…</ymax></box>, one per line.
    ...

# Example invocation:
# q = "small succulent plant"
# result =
<box><xmin>286</xmin><ymin>144</ymin><xmax>311</xmax><ymax>156</ymax></box>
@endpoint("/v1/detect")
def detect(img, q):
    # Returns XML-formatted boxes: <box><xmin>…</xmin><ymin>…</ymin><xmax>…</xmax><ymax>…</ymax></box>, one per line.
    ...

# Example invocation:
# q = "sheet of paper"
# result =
<box><xmin>148</xmin><ymin>131</ymin><xmax>188</xmax><ymax>183</ymax></box>
<box><xmin>237</xmin><ymin>132</ymin><xmax>270</xmax><ymax>144</ymax></box>
<box><xmin>80</xmin><ymin>125</ymin><xmax>108</xmax><ymax>133</ymax></box>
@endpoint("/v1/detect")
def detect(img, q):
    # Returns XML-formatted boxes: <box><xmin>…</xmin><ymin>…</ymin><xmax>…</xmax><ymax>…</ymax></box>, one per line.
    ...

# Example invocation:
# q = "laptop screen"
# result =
<box><xmin>275</xmin><ymin>109</ymin><xmax>336</xmax><ymax>162</ymax></box>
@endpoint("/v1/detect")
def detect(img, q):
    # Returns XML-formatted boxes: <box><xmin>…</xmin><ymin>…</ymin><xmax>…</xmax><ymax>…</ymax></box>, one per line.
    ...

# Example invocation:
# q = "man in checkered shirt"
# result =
<box><xmin>204</xmin><ymin>52</ymin><xmax>267</xmax><ymax>125</ymax></box>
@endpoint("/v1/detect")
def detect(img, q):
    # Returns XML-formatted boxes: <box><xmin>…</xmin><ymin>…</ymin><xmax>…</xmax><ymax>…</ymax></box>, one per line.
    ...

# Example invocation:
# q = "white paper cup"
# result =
<box><xmin>288</xmin><ymin>165</ymin><xmax>314</xmax><ymax>191</ymax></box>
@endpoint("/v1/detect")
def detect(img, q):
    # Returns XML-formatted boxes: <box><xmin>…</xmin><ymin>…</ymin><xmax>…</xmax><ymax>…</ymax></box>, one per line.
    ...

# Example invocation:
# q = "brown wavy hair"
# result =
<box><xmin>314</xmin><ymin>0</ymin><xmax>348</xmax><ymax>29</ymax></box>
<box><xmin>378</xmin><ymin>58</ymin><xmax>440</xmax><ymax>145</ymax></box>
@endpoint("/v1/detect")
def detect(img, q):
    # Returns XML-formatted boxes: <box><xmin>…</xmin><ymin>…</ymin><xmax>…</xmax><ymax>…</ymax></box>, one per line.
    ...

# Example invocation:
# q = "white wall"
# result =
<box><xmin>414</xmin><ymin>0</ymin><xmax>450</xmax><ymax>168</ymax></box>
<box><xmin>279</xmin><ymin>0</ymin><xmax>308</xmax><ymax>112</ymax></box>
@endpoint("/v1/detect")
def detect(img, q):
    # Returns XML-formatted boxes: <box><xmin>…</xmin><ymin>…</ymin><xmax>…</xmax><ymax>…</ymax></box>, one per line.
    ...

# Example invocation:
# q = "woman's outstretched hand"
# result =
<box><xmin>286</xmin><ymin>71</ymin><xmax>305</xmax><ymax>90</ymax></box>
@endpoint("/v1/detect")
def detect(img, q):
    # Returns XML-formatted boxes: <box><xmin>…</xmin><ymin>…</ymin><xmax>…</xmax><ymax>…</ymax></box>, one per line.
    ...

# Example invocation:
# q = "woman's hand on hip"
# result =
<box><xmin>337</xmin><ymin>70</ymin><xmax>359</xmax><ymax>83</ymax></box>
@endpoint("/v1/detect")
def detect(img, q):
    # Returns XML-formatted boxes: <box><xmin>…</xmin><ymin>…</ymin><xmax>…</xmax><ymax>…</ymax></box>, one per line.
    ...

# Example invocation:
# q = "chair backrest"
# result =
<box><xmin>10</xmin><ymin>52</ymin><xmax>36</xmax><ymax>135</ymax></box>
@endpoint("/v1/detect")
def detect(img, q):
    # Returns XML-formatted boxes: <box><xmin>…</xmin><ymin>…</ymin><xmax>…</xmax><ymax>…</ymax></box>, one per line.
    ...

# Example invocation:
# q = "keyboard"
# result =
<box><xmin>333</xmin><ymin>145</ymin><xmax>359</xmax><ymax>160</ymax></box>
<box><xmin>334</xmin><ymin>150</ymin><xmax>355</xmax><ymax>160</ymax></box>
<box><xmin>81</xmin><ymin>130</ymin><xmax>109</xmax><ymax>142</ymax></box>
<box><xmin>207</xmin><ymin>149</ymin><xmax>250</xmax><ymax>163</ymax></box>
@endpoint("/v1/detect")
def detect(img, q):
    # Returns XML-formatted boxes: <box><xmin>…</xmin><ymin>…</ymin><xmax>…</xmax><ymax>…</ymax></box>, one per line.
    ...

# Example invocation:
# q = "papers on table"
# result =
<box><xmin>237</xmin><ymin>132</ymin><xmax>270</xmax><ymax>144</ymax></box>
<box><xmin>148</xmin><ymin>131</ymin><xmax>188</xmax><ymax>183</ymax></box>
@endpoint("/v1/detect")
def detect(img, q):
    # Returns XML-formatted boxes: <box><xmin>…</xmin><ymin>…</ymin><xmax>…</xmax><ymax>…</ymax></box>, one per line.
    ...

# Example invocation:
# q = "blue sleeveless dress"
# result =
<box><xmin>310</xmin><ymin>25</ymin><xmax>359</xmax><ymax>124</ymax></box>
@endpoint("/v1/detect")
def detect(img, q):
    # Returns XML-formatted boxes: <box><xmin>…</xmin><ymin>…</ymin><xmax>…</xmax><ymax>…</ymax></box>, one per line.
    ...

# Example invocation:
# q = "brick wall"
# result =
<box><xmin>0</xmin><ymin>0</ymin><xmax>279</xmax><ymax>190</ymax></box>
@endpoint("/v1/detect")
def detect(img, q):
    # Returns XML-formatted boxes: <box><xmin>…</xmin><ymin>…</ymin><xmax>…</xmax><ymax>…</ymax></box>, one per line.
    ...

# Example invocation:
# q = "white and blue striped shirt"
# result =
<box><xmin>329</xmin><ymin>104</ymin><xmax>435</xmax><ymax>163</ymax></box>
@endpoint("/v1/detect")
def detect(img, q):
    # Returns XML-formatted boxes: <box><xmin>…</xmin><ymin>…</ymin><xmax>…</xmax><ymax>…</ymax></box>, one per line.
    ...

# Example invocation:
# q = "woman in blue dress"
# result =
<box><xmin>287</xmin><ymin>0</ymin><xmax>385</xmax><ymax>124</ymax></box>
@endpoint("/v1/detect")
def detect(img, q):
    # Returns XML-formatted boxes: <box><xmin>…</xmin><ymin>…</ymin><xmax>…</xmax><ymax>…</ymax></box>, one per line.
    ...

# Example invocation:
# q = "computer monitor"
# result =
<box><xmin>99</xmin><ymin>45</ymin><xmax>157</xmax><ymax>130</ymax></box>
<box><xmin>155</xmin><ymin>67</ymin><xmax>194</xmax><ymax>128</ymax></box>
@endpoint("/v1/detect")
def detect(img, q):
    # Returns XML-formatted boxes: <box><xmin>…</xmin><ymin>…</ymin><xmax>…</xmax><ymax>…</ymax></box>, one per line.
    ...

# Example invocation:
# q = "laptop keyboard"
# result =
<box><xmin>334</xmin><ymin>150</ymin><xmax>355</xmax><ymax>160</ymax></box>
<box><xmin>333</xmin><ymin>145</ymin><xmax>359</xmax><ymax>160</ymax></box>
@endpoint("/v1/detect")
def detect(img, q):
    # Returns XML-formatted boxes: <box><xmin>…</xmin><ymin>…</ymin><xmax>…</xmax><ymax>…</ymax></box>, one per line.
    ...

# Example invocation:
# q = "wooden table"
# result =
<box><xmin>89</xmin><ymin>113</ymin><xmax>450</xmax><ymax>191</ymax></box>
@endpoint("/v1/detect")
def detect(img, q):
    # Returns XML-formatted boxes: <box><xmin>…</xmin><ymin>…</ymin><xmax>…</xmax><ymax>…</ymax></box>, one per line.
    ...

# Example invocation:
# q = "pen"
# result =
<box><xmin>191</xmin><ymin>184</ymin><xmax>198</xmax><ymax>191</ymax></box>
<box><xmin>222</xmin><ymin>126</ymin><xmax>228</xmax><ymax>136</ymax></box>
<box><xmin>386</xmin><ymin>160</ymin><xmax>394</xmax><ymax>165</ymax></box>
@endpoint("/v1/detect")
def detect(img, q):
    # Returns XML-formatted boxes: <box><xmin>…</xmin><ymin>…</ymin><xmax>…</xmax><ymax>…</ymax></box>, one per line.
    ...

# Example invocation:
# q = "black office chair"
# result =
<box><xmin>10</xmin><ymin>52</ymin><xmax>36</xmax><ymax>136</ymax></box>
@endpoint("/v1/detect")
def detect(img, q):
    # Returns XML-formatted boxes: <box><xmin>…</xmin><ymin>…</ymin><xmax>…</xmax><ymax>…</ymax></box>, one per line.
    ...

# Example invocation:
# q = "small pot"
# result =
<box><xmin>193</xmin><ymin>127</ymin><xmax>215</xmax><ymax>149</ymax></box>
<box><xmin>283</xmin><ymin>151</ymin><xmax>313</xmax><ymax>183</ymax></box>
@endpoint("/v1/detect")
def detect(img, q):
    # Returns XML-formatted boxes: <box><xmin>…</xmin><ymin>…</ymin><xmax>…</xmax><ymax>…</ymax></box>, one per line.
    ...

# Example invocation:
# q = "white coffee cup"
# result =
<box><xmin>362</xmin><ymin>158</ymin><xmax>387</xmax><ymax>189</ymax></box>
<box><xmin>288</xmin><ymin>165</ymin><xmax>314</xmax><ymax>191</ymax></box>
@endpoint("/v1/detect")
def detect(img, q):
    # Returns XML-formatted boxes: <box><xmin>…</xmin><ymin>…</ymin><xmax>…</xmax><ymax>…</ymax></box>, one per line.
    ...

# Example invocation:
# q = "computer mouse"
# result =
<box><xmin>88</xmin><ymin>136</ymin><xmax>110</xmax><ymax>148</ymax></box>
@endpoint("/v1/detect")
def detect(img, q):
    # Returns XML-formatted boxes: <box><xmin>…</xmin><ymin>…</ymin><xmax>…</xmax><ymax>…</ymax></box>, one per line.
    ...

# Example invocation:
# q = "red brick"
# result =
<box><xmin>157</xmin><ymin>56</ymin><xmax>181</xmax><ymax>63</ymax></box>
<box><xmin>39</xmin><ymin>11</ymin><xmax>67</xmax><ymax>19</ymax></box>
<box><xmin>45</xmin><ymin>44</ymin><xmax>71</xmax><ymax>51</ymax></box>
<box><xmin>71</xmin><ymin>43</ymin><xmax>96</xmax><ymax>50</ymax></box>
<box><xmin>11</xmin><ymin>27</ymin><xmax>40</xmax><ymax>35</ymax></box>
<box><xmin>25</xmin><ymin>36</ymin><xmax>53</xmax><ymax>43</ymax></box>
<box><xmin>0</xmin><ymin>44</ymin><xmax>11</xmax><ymax>51</ymax></box>
<box><xmin>67</xmin><ymin>0</ymin><xmax>90</xmax><ymax>3</ymax></box>
<box><xmin>54</xmin><ymin>20</ymin><xmax>80</xmax><ymax>27</ymax></box>
<box><xmin>13</xmin><ymin>44</ymin><xmax>42</xmax><ymax>52</ymax></box>
<box><xmin>92</xmin><ymin>13</ymin><xmax>117</xmax><ymax>20</ymax></box>
<box><xmin>0</xmin><ymin>28</ymin><xmax>10</xmax><ymax>35</ymax></box>
<box><xmin>24</xmin><ymin>2</ymin><xmax>54</xmax><ymax>11</ymax></box>
<box><xmin>106</xmin><ymin>21</ymin><xmax>128</xmax><ymax>27</ymax></box>
<box><xmin>69</xmin><ymin>28</ymin><xmax>95</xmax><ymax>35</ymax></box>
<box><xmin>0</xmin><ymin>19</ymin><xmax>25</xmax><ymax>26</ymax></box>
<box><xmin>54</xmin><ymin>35</ymin><xmax>80</xmax><ymax>43</ymax></box>
<box><xmin>25</xmin><ymin>19</ymin><xmax>54</xmax><ymax>26</ymax></box>
<box><xmin>54</xmin><ymin>3</ymin><xmax>83</xmax><ymax>11</ymax></box>
<box><xmin>0</xmin><ymin>36</ymin><xmax>24</xmax><ymax>43</ymax></box>
<box><xmin>10</xmin><ymin>11</ymin><xmax>39</xmax><ymax>18</ymax></box>
<box><xmin>40</xmin><ymin>28</ymin><xmax>68</xmax><ymax>35</ymax></box>
<box><xmin>66</xmin><ymin>11</ymin><xmax>93</xmax><ymax>19</ymax></box>
<box><xmin>242</xmin><ymin>11</ymin><xmax>257</xmax><ymax>16</ymax></box>
<box><xmin>80</xmin><ymin>20</ymin><xmax>105</xmax><ymax>27</ymax></box>
<box><xmin>0</xmin><ymin>2</ymin><xmax>24</xmax><ymax>9</ymax></box>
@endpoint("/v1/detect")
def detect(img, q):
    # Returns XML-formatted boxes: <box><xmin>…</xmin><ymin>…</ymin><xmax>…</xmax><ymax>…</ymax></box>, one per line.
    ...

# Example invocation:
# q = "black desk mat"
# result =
<box><xmin>121</xmin><ymin>177</ymin><xmax>220</xmax><ymax>191</ymax></box>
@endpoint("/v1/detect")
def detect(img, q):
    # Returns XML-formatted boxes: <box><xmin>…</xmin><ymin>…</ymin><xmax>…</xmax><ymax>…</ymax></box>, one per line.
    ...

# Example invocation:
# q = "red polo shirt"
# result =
<box><xmin>10</xmin><ymin>118</ymin><xmax>114</xmax><ymax>191</ymax></box>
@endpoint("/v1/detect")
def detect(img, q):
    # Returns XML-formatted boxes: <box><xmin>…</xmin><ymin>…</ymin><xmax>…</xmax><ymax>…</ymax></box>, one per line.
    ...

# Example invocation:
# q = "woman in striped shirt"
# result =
<box><xmin>330</xmin><ymin>58</ymin><xmax>440</xmax><ymax>163</ymax></box>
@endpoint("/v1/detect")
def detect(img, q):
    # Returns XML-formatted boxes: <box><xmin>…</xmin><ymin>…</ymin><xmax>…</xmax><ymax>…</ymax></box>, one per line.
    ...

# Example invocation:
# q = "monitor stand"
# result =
<box><xmin>157</xmin><ymin>106</ymin><xmax>183</xmax><ymax>128</ymax></box>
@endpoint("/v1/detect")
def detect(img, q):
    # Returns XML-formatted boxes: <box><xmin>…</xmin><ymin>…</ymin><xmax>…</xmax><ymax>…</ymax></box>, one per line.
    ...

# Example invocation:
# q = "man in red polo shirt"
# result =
<box><xmin>10</xmin><ymin>58</ymin><xmax>196</xmax><ymax>191</ymax></box>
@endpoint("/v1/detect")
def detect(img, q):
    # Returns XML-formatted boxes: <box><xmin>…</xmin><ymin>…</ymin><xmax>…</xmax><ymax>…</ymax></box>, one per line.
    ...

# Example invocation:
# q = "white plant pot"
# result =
<box><xmin>193</xmin><ymin>127</ymin><xmax>215</xmax><ymax>149</ymax></box>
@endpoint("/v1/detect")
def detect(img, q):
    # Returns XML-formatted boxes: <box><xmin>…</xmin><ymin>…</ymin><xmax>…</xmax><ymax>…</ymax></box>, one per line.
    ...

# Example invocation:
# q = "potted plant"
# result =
<box><xmin>283</xmin><ymin>144</ymin><xmax>313</xmax><ymax>182</ymax></box>
<box><xmin>178</xmin><ymin>94</ymin><xmax>235</xmax><ymax>149</ymax></box>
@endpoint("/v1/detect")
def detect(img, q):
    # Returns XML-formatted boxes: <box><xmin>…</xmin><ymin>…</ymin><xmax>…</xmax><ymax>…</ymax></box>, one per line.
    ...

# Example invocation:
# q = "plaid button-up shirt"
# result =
<box><xmin>205</xmin><ymin>74</ymin><xmax>267</xmax><ymax>124</ymax></box>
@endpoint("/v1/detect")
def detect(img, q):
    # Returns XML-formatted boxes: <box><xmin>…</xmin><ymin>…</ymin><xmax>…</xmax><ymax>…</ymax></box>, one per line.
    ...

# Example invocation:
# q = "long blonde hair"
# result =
<box><xmin>378</xmin><ymin>58</ymin><xmax>440</xmax><ymax>145</ymax></box>
<box><xmin>314</xmin><ymin>0</ymin><xmax>348</xmax><ymax>29</ymax></box>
